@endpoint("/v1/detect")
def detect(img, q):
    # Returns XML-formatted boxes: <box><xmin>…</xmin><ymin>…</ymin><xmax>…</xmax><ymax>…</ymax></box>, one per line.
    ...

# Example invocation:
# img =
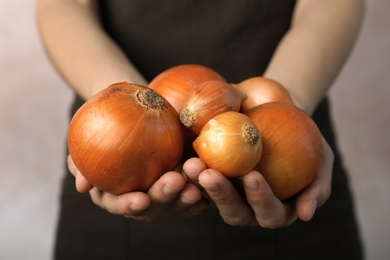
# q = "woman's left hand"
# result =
<box><xmin>183</xmin><ymin>137</ymin><xmax>334</xmax><ymax>228</ymax></box>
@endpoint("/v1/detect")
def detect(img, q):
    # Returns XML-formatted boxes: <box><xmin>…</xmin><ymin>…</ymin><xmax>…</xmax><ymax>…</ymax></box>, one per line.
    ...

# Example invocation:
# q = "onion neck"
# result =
<box><xmin>136</xmin><ymin>89</ymin><xmax>167</xmax><ymax>110</ymax></box>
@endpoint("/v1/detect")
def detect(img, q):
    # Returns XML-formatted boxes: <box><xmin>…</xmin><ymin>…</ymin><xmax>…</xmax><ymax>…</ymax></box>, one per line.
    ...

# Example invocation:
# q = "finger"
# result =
<box><xmin>242</xmin><ymin>171</ymin><xmax>297</xmax><ymax>228</ymax></box>
<box><xmin>134</xmin><ymin>171</ymin><xmax>186</xmax><ymax>220</ymax></box>
<box><xmin>89</xmin><ymin>171</ymin><xmax>186</xmax><ymax>217</ymax></box>
<box><xmin>199</xmin><ymin>169</ymin><xmax>256</xmax><ymax>226</ymax></box>
<box><xmin>67</xmin><ymin>154</ymin><xmax>77</xmax><ymax>177</ymax></box>
<box><xmin>182</xmin><ymin>158</ymin><xmax>210</xmax><ymax>200</ymax></box>
<box><xmin>182</xmin><ymin>199</ymin><xmax>209</xmax><ymax>217</ymax></box>
<box><xmin>90</xmin><ymin>188</ymin><xmax>151</xmax><ymax>216</ymax></box>
<box><xmin>296</xmin><ymin>139</ymin><xmax>334</xmax><ymax>221</ymax></box>
<box><xmin>166</xmin><ymin>183</ymin><xmax>203</xmax><ymax>214</ymax></box>
<box><xmin>182</xmin><ymin>157</ymin><xmax>207</xmax><ymax>183</ymax></box>
<box><xmin>67</xmin><ymin>154</ymin><xmax>93</xmax><ymax>193</ymax></box>
<box><xmin>147</xmin><ymin>171</ymin><xmax>187</xmax><ymax>204</ymax></box>
<box><xmin>75</xmin><ymin>171</ymin><xmax>94</xmax><ymax>193</ymax></box>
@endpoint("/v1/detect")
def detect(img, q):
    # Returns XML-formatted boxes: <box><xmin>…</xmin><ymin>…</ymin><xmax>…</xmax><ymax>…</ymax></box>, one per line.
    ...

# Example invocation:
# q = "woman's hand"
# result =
<box><xmin>67</xmin><ymin>155</ymin><xmax>209</xmax><ymax>221</ymax></box>
<box><xmin>183</xmin><ymin>137</ymin><xmax>333</xmax><ymax>228</ymax></box>
<box><xmin>67</xmin><ymin>133</ymin><xmax>332</xmax><ymax>226</ymax></box>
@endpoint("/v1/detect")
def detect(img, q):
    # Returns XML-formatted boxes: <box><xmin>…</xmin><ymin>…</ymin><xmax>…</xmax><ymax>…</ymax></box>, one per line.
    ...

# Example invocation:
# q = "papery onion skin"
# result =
<box><xmin>235</xmin><ymin>77</ymin><xmax>293</xmax><ymax>113</ymax></box>
<box><xmin>148</xmin><ymin>64</ymin><xmax>226</xmax><ymax>113</ymax></box>
<box><xmin>193</xmin><ymin>111</ymin><xmax>262</xmax><ymax>177</ymax></box>
<box><xmin>68</xmin><ymin>82</ymin><xmax>184</xmax><ymax>195</ymax></box>
<box><xmin>180</xmin><ymin>80</ymin><xmax>241</xmax><ymax>135</ymax></box>
<box><xmin>245</xmin><ymin>102</ymin><xmax>324</xmax><ymax>200</ymax></box>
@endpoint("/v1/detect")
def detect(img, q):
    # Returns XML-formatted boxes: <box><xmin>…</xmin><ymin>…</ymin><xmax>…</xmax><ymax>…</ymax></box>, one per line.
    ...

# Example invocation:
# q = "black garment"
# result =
<box><xmin>55</xmin><ymin>1</ymin><xmax>363</xmax><ymax>259</ymax></box>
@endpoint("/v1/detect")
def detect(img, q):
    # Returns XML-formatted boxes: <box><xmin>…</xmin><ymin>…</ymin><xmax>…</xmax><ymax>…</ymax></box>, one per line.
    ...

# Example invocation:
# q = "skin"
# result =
<box><xmin>37</xmin><ymin>0</ymin><xmax>364</xmax><ymax>228</ymax></box>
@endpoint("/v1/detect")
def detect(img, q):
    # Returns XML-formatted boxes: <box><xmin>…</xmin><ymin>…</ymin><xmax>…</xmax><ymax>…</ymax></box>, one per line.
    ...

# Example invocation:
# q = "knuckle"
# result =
<box><xmin>125</xmin><ymin>214</ymin><xmax>155</xmax><ymax>222</ymax></box>
<box><xmin>223</xmin><ymin>211</ymin><xmax>255</xmax><ymax>227</ymax></box>
<box><xmin>90</xmin><ymin>193</ymin><xmax>103</xmax><ymax>208</ymax></box>
<box><xmin>224</xmin><ymin>216</ymin><xmax>247</xmax><ymax>226</ymax></box>
<box><xmin>319</xmin><ymin>188</ymin><xmax>332</xmax><ymax>207</ymax></box>
<box><xmin>257</xmin><ymin>219</ymin><xmax>284</xmax><ymax>229</ymax></box>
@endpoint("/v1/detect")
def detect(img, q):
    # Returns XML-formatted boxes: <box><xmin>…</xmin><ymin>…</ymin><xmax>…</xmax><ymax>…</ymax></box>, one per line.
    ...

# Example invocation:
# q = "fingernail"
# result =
<box><xmin>199</xmin><ymin>182</ymin><xmax>220</xmax><ymax>193</ymax></box>
<box><xmin>164</xmin><ymin>184</ymin><xmax>179</xmax><ymax>195</ymax></box>
<box><xmin>129</xmin><ymin>202</ymin><xmax>145</xmax><ymax>211</ymax></box>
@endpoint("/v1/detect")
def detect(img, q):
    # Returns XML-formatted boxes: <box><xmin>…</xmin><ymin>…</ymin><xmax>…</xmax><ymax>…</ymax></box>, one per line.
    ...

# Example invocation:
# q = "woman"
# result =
<box><xmin>37</xmin><ymin>0</ymin><xmax>365</xmax><ymax>259</ymax></box>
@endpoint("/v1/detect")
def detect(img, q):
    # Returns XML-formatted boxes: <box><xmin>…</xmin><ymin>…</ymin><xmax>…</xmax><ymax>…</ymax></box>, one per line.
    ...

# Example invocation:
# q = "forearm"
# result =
<box><xmin>264</xmin><ymin>0</ymin><xmax>364</xmax><ymax>115</ymax></box>
<box><xmin>36</xmin><ymin>0</ymin><xmax>147</xmax><ymax>100</ymax></box>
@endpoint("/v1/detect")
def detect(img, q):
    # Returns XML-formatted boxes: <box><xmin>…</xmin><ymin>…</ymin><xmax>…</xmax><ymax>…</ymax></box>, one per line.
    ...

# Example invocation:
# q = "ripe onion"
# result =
<box><xmin>235</xmin><ymin>77</ymin><xmax>293</xmax><ymax>112</ymax></box>
<box><xmin>68</xmin><ymin>82</ymin><xmax>184</xmax><ymax>195</ymax></box>
<box><xmin>148</xmin><ymin>64</ymin><xmax>226</xmax><ymax>113</ymax></box>
<box><xmin>245</xmin><ymin>102</ymin><xmax>324</xmax><ymax>200</ymax></box>
<box><xmin>193</xmin><ymin>111</ymin><xmax>262</xmax><ymax>178</ymax></box>
<box><xmin>180</xmin><ymin>80</ymin><xmax>241</xmax><ymax>135</ymax></box>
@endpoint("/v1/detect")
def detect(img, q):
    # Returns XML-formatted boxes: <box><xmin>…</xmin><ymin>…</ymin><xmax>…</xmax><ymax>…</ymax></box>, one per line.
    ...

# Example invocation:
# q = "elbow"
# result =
<box><xmin>351</xmin><ymin>0</ymin><xmax>366</xmax><ymax>25</ymax></box>
<box><xmin>357</xmin><ymin>0</ymin><xmax>366</xmax><ymax>28</ymax></box>
<box><xmin>348</xmin><ymin>0</ymin><xmax>366</xmax><ymax>45</ymax></box>
<box><xmin>35</xmin><ymin>0</ymin><xmax>51</xmax><ymax>32</ymax></box>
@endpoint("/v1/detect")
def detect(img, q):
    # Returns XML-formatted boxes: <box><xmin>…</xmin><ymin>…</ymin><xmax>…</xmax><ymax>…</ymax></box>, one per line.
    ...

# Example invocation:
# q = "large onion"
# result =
<box><xmin>245</xmin><ymin>102</ymin><xmax>324</xmax><ymax>200</ymax></box>
<box><xmin>235</xmin><ymin>77</ymin><xmax>293</xmax><ymax>112</ymax></box>
<box><xmin>180</xmin><ymin>80</ymin><xmax>241</xmax><ymax>135</ymax></box>
<box><xmin>148</xmin><ymin>64</ymin><xmax>226</xmax><ymax>113</ymax></box>
<box><xmin>68</xmin><ymin>82</ymin><xmax>184</xmax><ymax>195</ymax></box>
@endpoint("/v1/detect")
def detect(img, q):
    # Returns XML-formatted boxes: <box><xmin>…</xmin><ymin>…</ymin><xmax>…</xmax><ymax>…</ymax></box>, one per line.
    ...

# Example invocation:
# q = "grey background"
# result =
<box><xmin>1</xmin><ymin>1</ymin><xmax>389</xmax><ymax>259</ymax></box>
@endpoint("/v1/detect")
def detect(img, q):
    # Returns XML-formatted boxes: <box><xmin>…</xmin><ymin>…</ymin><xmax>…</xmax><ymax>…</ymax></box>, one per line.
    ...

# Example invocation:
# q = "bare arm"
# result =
<box><xmin>36</xmin><ymin>0</ymin><xmax>147</xmax><ymax>100</ymax></box>
<box><xmin>36</xmin><ymin>0</ymin><xmax>206</xmax><ymax>220</ymax></box>
<box><xmin>264</xmin><ymin>0</ymin><xmax>364</xmax><ymax>115</ymax></box>
<box><xmin>194</xmin><ymin>0</ymin><xmax>365</xmax><ymax>227</ymax></box>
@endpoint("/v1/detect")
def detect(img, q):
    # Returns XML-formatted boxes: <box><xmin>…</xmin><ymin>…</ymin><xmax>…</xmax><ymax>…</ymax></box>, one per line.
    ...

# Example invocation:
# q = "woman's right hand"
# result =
<box><xmin>67</xmin><ymin>155</ymin><xmax>209</xmax><ymax>221</ymax></box>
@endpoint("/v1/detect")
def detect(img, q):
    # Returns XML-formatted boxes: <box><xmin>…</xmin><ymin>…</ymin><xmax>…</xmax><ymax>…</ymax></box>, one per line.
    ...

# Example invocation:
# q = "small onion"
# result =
<box><xmin>68</xmin><ymin>82</ymin><xmax>184</xmax><ymax>195</ymax></box>
<box><xmin>235</xmin><ymin>77</ymin><xmax>293</xmax><ymax>112</ymax></box>
<box><xmin>180</xmin><ymin>80</ymin><xmax>241</xmax><ymax>135</ymax></box>
<box><xmin>148</xmin><ymin>64</ymin><xmax>226</xmax><ymax>113</ymax></box>
<box><xmin>193</xmin><ymin>111</ymin><xmax>262</xmax><ymax>178</ymax></box>
<box><xmin>245</xmin><ymin>102</ymin><xmax>324</xmax><ymax>200</ymax></box>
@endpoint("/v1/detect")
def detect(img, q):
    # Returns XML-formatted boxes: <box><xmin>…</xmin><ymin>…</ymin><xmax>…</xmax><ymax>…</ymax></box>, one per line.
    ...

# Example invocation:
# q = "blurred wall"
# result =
<box><xmin>0</xmin><ymin>1</ymin><xmax>72</xmax><ymax>259</ymax></box>
<box><xmin>0</xmin><ymin>1</ymin><xmax>389</xmax><ymax>259</ymax></box>
<box><xmin>329</xmin><ymin>0</ymin><xmax>390</xmax><ymax>258</ymax></box>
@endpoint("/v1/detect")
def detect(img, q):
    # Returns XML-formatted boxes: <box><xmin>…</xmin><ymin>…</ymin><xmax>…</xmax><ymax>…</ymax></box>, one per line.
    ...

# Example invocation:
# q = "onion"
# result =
<box><xmin>193</xmin><ymin>111</ymin><xmax>262</xmax><ymax>177</ymax></box>
<box><xmin>245</xmin><ymin>102</ymin><xmax>324</xmax><ymax>200</ymax></box>
<box><xmin>68</xmin><ymin>82</ymin><xmax>184</xmax><ymax>195</ymax></box>
<box><xmin>148</xmin><ymin>64</ymin><xmax>226</xmax><ymax>113</ymax></box>
<box><xmin>180</xmin><ymin>80</ymin><xmax>241</xmax><ymax>135</ymax></box>
<box><xmin>235</xmin><ymin>77</ymin><xmax>293</xmax><ymax>112</ymax></box>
